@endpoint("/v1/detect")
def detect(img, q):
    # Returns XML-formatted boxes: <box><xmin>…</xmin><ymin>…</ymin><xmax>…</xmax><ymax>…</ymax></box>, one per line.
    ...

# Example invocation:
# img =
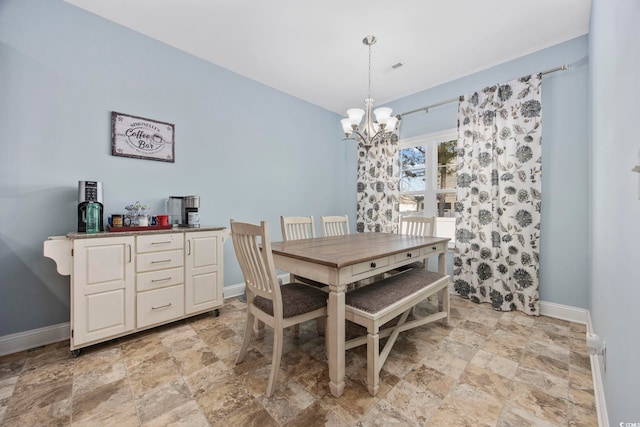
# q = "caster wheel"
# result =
<box><xmin>214</xmin><ymin>309</ymin><xmax>220</xmax><ymax>317</ymax></box>
<box><xmin>70</xmin><ymin>349</ymin><xmax>81</xmax><ymax>358</ymax></box>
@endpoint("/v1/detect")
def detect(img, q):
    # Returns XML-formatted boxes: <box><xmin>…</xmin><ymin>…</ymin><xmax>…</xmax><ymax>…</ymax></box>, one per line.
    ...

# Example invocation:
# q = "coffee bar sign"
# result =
<box><xmin>111</xmin><ymin>111</ymin><xmax>175</xmax><ymax>163</ymax></box>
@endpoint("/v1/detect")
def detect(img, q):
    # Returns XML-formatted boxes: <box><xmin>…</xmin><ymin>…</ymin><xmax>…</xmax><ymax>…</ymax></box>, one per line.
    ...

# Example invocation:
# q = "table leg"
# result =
<box><xmin>438</xmin><ymin>251</ymin><xmax>446</xmax><ymax>311</ymax></box>
<box><xmin>327</xmin><ymin>284</ymin><xmax>345</xmax><ymax>397</ymax></box>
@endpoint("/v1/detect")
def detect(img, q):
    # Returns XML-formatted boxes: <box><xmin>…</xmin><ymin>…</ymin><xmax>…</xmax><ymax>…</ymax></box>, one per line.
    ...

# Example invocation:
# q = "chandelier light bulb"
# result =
<box><xmin>374</xmin><ymin>107</ymin><xmax>393</xmax><ymax>126</ymax></box>
<box><xmin>347</xmin><ymin>108</ymin><xmax>365</xmax><ymax>126</ymax></box>
<box><xmin>341</xmin><ymin>118</ymin><xmax>353</xmax><ymax>135</ymax></box>
<box><xmin>385</xmin><ymin>116</ymin><xmax>398</xmax><ymax>132</ymax></box>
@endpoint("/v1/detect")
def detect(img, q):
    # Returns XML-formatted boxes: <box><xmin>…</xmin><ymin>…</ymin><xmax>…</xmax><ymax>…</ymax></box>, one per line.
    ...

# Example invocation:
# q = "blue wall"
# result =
<box><xmin>589</xmin><ymin>0</ymin><xmax>640</xmax><ymax>423</ymax></box>
<box><xmin>1</xmin><ymin>0</ymin><xmax>590</xmax><ymax>340</ymax></box>
<box><xmin>385</xmin><ymin>36</ymin><xmax>590</xmax><ymax>308</ymax></box>
<box><xmin>0</xmin><ymin>0</ymin><xmax>352</xmax><ymax>336</ymax></box>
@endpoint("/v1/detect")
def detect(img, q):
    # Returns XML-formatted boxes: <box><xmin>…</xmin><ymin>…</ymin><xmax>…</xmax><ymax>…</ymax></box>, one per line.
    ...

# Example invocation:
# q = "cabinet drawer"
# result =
<box><xmin>137</xmin><ymin>233</ymin><xmax>184</xmax><ymax>253</ymax></box>
<box><xmin>421</xmin><ymin>243</ymin><xmax>446</xmax><ymax>257</ymax></box>
<box><xmin>393</xmin><ymin>250</ymin><xmax>422</xmax><ymax>265</ymax></box>
<box><xmin>351</xmin><ymin>256</ymin><xmax>389</xmax><ymax>276</ymax></box>
<box><xmin>137</xmin><ymin>250</ymin><xmax>183</xmax><ymax>273</ymax></box>
<box><xmin>137</xmin><ymin>284</ymin><xmax>184</xmax><ymax>328</ymax></box>
<box><xmin>137</xmin><ymin>267</ymin><xmax>184</xmax><ymax>292</ymax></box>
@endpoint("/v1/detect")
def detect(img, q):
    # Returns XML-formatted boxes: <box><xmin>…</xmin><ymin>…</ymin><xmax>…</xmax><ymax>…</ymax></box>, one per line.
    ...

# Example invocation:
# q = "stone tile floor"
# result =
<box><xmin>0</xmin><ymin>295</ymin><xmax>597</xmax><ymax>426</ymax></box>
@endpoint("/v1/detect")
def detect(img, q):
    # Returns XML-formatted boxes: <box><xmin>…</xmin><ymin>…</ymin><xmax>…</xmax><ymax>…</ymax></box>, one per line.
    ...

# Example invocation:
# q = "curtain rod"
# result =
<box><xmin>397</xmin><ymin>64</ymin><xmax>570</xmax><ymax>118</ymax></box>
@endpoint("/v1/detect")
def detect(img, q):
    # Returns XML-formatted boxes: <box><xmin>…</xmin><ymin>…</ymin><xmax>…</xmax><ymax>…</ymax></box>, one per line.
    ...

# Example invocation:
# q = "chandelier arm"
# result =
<box><xmin>346</xmin><ymin>130</ymin><xmax>368</xmax><ymax>144</ymax></box>
<box><xmin>372</xmin><ymin>130</ymin><xmax>386</xmax><ymax>143</ymax></box>
<box><xmin>342</xmin><ymin>130</ymin><xmax>373</xmax><ymax>150</ymax></box>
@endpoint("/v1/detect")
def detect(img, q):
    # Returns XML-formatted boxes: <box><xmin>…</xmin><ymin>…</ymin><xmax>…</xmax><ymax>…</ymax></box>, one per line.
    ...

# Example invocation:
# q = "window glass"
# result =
<box><xmin>399</xmin><ymin>147</ymin><xmax>426</xmax><ymax>192</ymax></box>
<box><xmin>436</xmin><ymin>140</ymin><xmax>457</xmax><ymax>191</ymax></box>
<box><xmin>399</xmin><ymin>134</ymin><xmax>457</xmax><ymax>218</ymax></box>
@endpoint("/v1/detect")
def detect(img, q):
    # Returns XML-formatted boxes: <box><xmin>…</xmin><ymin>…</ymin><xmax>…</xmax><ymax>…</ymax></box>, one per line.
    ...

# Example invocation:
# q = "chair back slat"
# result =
<box><xmin>280</xmin><ymin>216</ymin><xmax>315</xmax><ymax>241</ymax></box>
<box><xmin>321</xmin><ymin>215</ymin><xmax>350</xmax><ymax>237</ymax></box>
<box><xmin>400</xmin><ymin>216</ymin><xmax>436</xmax><ymax>237</ymax></box>
<box><xmin>231</xmin><ymin>220</ymin><xmax>282</xmax><ymax>305</ymax></box>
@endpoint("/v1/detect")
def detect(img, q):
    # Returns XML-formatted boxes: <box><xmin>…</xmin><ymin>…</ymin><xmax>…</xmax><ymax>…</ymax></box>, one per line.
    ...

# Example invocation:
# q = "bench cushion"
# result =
<box><xmin>345</xmin><ymin>269</ymin><xmax>446</xmax><ymax>314</ymax></box>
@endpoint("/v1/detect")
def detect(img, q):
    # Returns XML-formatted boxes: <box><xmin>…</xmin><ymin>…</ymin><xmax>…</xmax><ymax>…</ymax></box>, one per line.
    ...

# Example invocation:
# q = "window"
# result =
<box><xmin>399</xmin><ymin>129</ymin><xmax>457</xmax><ymax>247</ymax></box>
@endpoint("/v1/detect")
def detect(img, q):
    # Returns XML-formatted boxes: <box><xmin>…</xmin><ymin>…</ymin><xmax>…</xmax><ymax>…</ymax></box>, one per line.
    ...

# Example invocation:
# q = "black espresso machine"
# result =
<box><xmin>77</xmin><ymin>180</ymin><xmax>104</xmax><ymax>232</ymax></box>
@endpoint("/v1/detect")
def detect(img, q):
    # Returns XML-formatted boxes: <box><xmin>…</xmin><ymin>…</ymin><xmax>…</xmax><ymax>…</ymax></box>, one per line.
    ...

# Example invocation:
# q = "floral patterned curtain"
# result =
<box><xmin>356</xmin><ymin>139</ymin><xmax>400</xmax><ymax>233</ymax></box>
<box><xmin>454</xmin><ymin>74</ymin><xmax>542</xmax><ymax>315</ymax></box>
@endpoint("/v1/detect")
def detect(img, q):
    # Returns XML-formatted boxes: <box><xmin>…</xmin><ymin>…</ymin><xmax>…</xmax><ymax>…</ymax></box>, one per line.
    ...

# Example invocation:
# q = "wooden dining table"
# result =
<box><xmin>270</xmin><ymin>232</ymin><xmax>450</xmax><ymax>397</ymax></box>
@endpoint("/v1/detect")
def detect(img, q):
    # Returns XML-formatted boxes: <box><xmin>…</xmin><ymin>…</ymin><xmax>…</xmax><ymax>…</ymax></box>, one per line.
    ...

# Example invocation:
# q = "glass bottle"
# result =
<box><xmin>86</xmin><ymin>202</ymin><xmax>100</xmax><ymax>234</ymax></box>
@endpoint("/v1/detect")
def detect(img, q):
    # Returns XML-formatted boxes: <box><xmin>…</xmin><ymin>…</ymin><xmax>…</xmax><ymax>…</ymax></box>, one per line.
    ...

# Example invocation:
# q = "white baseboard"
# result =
<box><xmin>222</xmin><ymin>282</ymin><xmax>246</xmax><ymax>299</ymax></box>
<box><xmin>586</xmin><ymin>312</ymin><xmax>609</xmax><ymax>427</ymax></box>
<box><xmin>539</xmin><ymin>300</ymin><xmax>589</xmax><ymax>324</ymax></box>
<box><xmin>445</xmin><ymin>283</ymin><xmax>590</xmax><ymax>325</ymax></box>
<box><xmin>0</xmin><ymin>322</ymin><xmax>70</xmax><ymax>357</ymax></box>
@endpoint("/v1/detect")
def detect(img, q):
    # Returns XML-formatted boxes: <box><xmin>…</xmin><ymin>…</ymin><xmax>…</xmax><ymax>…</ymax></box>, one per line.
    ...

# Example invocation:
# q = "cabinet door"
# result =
<box><xmin>72</xmin><ymin>236</ymin><xmax>135</xmax><ymax>347</ymax></box>
<box><xmin>184</xmin><ymin>231</ymin><xmax>223</xmax><ymax>314</ymax></box>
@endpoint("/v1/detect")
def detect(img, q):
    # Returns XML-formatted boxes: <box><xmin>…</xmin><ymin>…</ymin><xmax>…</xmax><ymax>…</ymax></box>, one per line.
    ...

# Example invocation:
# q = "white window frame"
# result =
<box><xmin>399</xmin><ymin>128</ymin><xmax>457</xmax><ymax>248</ymax></box>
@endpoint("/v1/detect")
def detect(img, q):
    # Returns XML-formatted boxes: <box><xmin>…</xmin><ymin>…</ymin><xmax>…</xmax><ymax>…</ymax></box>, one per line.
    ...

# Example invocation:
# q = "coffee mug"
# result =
<box><xmin>157</xmin><ymin>215</ymin><xmax>169</xmax><ymax>226</ymax></box>
<box><xmin>151</xmin><ymin>216</ymin><xmax>158</xmax><ymax>226</ymax></box>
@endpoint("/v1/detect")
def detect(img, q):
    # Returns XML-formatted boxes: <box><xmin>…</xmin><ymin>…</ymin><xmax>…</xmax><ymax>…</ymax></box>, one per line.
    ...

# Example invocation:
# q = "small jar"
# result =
<box><xmin>112</xmin><ymin>214</ymin><xmax>124</xmax><ymax>227</ymax></box>
<box><xmin>138</xmin><ymin>215</ymin><xmax>149</xmax><ymax>227</ymax></box>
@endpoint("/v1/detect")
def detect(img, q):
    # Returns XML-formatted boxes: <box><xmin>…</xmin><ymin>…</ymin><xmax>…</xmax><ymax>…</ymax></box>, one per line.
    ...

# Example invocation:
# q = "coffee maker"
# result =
<box><xmin>166</xmin><ymin>195</ymin><xmax>200</xmax><ymax>227</ymax></box>
<box><xmin>77</xmin><ymin>181</ymin><xmax>104</xmax><ymax>232</ymax></box>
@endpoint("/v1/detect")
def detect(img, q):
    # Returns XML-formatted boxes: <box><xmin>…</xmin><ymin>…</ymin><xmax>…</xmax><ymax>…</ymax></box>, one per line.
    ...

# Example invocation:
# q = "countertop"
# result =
<box><xmin>65</xmin><ymin>225</ymin><xmax>227</xmax><ymax>239</ymax></box>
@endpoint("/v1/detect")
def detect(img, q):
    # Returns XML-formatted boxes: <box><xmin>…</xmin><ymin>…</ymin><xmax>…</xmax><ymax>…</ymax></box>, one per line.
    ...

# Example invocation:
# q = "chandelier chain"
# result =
<box><xmin>368</xmin><ymin>43</ymin><xmax>372</xmax><ymax>99</ymax></box>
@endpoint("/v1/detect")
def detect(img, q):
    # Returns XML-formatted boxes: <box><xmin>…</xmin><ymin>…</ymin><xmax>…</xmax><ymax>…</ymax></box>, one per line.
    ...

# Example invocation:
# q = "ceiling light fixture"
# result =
<box><xmin>341</xmin><ymin>35</ymin><xmax>399</xmax><ymax>151</ymax></box>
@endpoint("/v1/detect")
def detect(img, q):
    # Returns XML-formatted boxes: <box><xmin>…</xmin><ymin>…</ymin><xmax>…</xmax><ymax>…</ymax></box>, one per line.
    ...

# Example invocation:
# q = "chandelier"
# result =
<box><xmin>341</xmin><ymin>35</ymin><xmax>399</xmax><ymax>151</ymax></box>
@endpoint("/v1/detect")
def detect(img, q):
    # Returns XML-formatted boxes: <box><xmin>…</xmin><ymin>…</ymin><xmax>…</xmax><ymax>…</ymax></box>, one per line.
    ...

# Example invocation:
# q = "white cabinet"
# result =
<box><xmin>185</xmin><ymin>231</ymin><xmax>223</xmax><ymax>314</ymax></box>
<box><xmin>44</xmin><ymin>227</ymin><xmax>228</xmax><ymax>354</ymax></box>
<box><xmin>71</xmin><ymin>236</ymin><xmax>135</xmax><ymax>348</ymax></box>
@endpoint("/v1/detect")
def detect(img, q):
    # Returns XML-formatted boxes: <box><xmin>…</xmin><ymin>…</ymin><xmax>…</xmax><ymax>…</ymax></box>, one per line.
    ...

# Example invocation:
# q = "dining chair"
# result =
<box><xmin>321</xmin><ymin>215</ymin><xmax>350</xmax><ymax>237</ymax></box>
<box><xmin>397</xmin><ymin>215</ymin><xmax>437</xmax><ymax>272</ymax></box>
<box><xmin>280</xmin><ymin>215</ymin><xmax>326</xmax><ymax>288</ymax></box>
<box><xmin>280</xmin><ymin>215</ymin><xmax>316</xmax><ymax>241</ymax></box>
<box><xmin>400</xmin><ymin>215</ymin><xmax>436</xmax><ymax>237</ymax></box>
<box><xmin>230</xmin><ymin>219</ymin><xmax>327</xmax><ymax>397</ymax></box>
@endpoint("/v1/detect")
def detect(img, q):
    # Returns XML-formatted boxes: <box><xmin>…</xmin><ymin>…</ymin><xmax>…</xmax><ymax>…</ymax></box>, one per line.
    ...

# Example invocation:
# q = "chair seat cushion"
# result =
<box><xmin>254</xmin><ymin>283</ymin><xmax>327</xmax><ymax>318</ymax></box>
<box><xmin>345</xmin><ymin>270</ymin><xmax>446</xmax><ymax>314</ymax></box>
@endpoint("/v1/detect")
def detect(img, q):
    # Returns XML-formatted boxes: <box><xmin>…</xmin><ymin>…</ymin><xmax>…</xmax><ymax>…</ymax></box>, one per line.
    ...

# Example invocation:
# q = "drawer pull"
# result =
<box><xmin>151</xmin><ymin>259</ymin><xmax>172</xmax><ymax>264</ymax></box>
<box><xmin>432</xmin><ymin>246</ymin><xmax>437</xmax><ymax>250</ymax></box>
<box><xmin>152</xmin><ymin>303</ymin><xmax>172</xmax><ymax>310</ymax></box>
<box><xmin>151</xmin><ymin>277</ymin><xmax>172</xmax><ymax>283</ymax></box>
<box><xmin>151</xmin><ymin>241</ymin><xmax>172</xmax><ymax>245</ymax></box>
<box><xmin>370</xmin><ymin>262</ymin><xmax>377</xmax><ymax>269</ymax></box>
<box><xmin>407</xmin><ymin>253</ymin><xmax>412</xmax><ymax>258</ymax></box>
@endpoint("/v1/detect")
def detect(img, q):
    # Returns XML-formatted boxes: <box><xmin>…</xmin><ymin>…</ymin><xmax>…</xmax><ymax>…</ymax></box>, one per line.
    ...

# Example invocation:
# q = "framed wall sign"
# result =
<box><xmin>111</xmin><ymin>111</ymin><xmax>175</xmax><ymax>163</ymax></box>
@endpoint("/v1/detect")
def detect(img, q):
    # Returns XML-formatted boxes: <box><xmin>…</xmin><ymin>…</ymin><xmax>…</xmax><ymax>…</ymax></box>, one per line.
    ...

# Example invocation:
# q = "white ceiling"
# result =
<box><xmin>64</xmin><ymin>0</ymin><xmax>591</xmax><ymax>115</ymax></box>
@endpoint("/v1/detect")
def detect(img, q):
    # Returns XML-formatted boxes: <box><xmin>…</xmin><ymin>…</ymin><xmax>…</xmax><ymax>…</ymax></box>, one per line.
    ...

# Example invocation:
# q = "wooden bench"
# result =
<box><xmin>344</xmin><ymin>268</ymin><xmax>450</xmax><ymax>395</ymax></box>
